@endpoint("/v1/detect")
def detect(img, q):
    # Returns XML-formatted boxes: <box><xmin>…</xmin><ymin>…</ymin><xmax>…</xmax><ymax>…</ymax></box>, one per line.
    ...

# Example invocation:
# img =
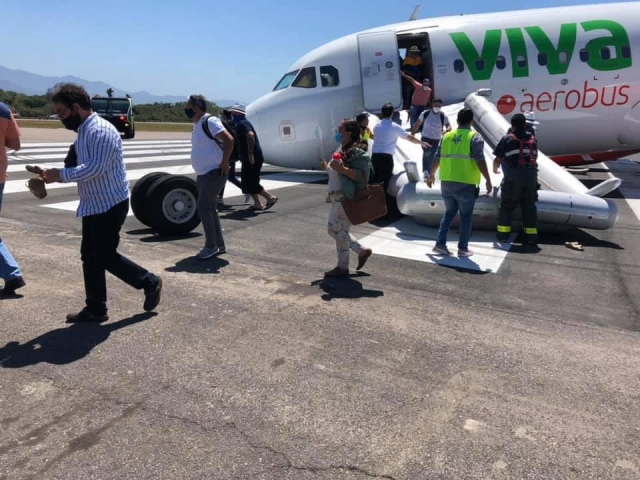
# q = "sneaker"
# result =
<box><xmin>196</xmin><ymin>247</ymin><xmax>219</xmax><ymax>260</ymax></box>
<box><xmin>432</xmin><ymin>245</ymin><xmax>451</xmax><ymax>255</ymax></box>
<box><xmin>1</xmin><ymin>276</ymin><xmax>26</xmax><ymax>295</ymax></box>
<box><xmin>66</xmin><ymin>309</ymin><xmax>109</xmax><ymax>323</ymax></box>
<box><xmin>458</xmin><ymin>249</ymin><xmax>474</xmax><ymax>257</ymax></box>
<box><xmin>143</xmin><ymin>276</ymin><xmax>163</xmax><ymax>312</ymax></box>
<box><xmin>217</xmin><ymin>247</ymin><xmax>226</xmax><ymax>255</ymax></box>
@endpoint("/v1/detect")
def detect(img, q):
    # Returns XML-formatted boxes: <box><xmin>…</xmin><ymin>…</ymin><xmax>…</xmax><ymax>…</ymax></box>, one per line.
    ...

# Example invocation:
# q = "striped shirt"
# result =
<box><xmin>60</xmin><ymin>113</ymin><xmax>130</xmax><ymax>217</ymax></box>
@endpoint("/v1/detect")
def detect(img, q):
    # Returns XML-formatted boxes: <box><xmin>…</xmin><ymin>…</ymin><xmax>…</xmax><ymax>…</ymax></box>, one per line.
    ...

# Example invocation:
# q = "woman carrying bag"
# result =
<box><xmin>321</xmin><ymin>119</ymin><xmax>373</xmax><ymax>277</ymax></box>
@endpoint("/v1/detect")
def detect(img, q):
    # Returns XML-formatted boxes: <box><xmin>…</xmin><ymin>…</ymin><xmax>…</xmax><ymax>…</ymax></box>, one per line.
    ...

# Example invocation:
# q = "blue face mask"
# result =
<box><xmin>334</xmin><ymin>132</ymin><xmax>342</xmax><ymax>143</ymax></box>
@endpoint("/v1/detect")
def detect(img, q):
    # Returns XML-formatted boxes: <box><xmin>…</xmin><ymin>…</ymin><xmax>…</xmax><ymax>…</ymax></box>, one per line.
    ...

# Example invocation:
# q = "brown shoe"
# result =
<box><xmin>26</xmin><ymin>176</ymin><xmax>47</xmax><ymax>199</ymax></box>
<box><xmin>356</xmin><ymin>248</ymin><xmax>372</xmax><ymax>270</ymax></box>
<box><xmin>324</xmin><ymin>267</ymin><xmax>349</xmax><ymax>277</ymax></box>
<box><xmin>66</xmin><ymin>309</ymin><xmax>109</xmax><ymax>323</ymax></box>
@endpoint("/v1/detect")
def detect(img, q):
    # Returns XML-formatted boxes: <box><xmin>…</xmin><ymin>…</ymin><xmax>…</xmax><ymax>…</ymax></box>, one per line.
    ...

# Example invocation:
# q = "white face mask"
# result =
<box><xmin>432</xmin><ymin>107</ymin><xmax>441</xmax><ymax>113</ymax></box>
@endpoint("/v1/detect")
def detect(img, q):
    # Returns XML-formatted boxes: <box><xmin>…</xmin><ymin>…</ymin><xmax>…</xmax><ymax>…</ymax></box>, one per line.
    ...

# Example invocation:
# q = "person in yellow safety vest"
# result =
<box><xmin>427</xmin><ymin>108</ymin><xmax>493</xmax><ymax>257</ymax></box>
<box><xmin>493</xmin><ymin>113</ymin><xmax>539</xmax><ymax>245</ymax></box>
<box><xmin>356</xmin><ymin>113</ymin><xmax>374</xmax><ymax>142</ymax></box>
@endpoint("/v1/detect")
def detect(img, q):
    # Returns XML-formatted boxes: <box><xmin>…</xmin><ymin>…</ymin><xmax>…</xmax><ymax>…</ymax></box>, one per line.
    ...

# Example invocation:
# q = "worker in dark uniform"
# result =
<box><xmin>493</xmin><ymin>113</ymin><xmax>539</xmax><ymax>245</ymax></box>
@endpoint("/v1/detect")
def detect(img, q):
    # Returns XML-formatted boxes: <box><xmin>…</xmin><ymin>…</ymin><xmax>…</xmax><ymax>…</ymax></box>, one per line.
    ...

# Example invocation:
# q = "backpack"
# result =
<box><xmin>507</xmin><ymin>132</ymin><xmax>538</xmax><ymax>167</ymax></box>
<box><xmin>422</xmin><ymin>109</ymin><xmax>445</xmax><ymax>126</ymax></box>
<box><xmin>201</xmin><ymin>114</ymin><xmax>238</xmax><ymax>159</ymax></box>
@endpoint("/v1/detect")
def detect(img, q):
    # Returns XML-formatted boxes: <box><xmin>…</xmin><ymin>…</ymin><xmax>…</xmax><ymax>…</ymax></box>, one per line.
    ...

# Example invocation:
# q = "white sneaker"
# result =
<box><xmin>432</xmin><ymin>245</ymin><xmax>451</xmax><ymax>255</ymax></box>
<box><xmin>458</xmin><ymin>249</ymin><xmax>474</xmax><ymax>257</ymax></box>
<box><xmin>196</xmin><ymin>247</ymin><xmax>219</xmax><ymax>260</ymax></box>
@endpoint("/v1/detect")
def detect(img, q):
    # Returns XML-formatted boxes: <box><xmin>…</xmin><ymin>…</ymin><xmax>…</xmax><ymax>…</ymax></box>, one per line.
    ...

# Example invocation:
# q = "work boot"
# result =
<box><xmin>1</xmin><ymin>276</ymin><xmax>26</xmax><ymax>295</ymax></box>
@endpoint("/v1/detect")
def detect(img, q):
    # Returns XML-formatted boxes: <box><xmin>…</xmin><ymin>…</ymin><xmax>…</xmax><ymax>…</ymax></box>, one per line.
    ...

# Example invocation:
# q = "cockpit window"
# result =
<box><xmin>320</xmin><ymin>66</ymin><xmax>340</xmax><ymax>87</ymax></box>
<box><xmin>273</xmin><ymin>70</ymin><xmax>300</xmax><ymax>91</ymax></box>
<box><xmin>292</xmin><ymin>67</ymin><xmax>317</xmax><ymax>88</ymax></box>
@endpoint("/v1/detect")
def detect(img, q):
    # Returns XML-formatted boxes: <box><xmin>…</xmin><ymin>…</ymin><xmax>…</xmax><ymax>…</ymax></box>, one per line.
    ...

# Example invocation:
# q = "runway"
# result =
<box><xmin>1</xmin><ymin>132</ymin><xmax>639</xmax><ymax>480</ymax></box>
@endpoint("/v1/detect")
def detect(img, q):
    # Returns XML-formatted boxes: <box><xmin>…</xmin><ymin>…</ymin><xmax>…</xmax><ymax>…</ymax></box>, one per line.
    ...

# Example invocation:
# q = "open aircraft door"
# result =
<box><xmin>357</xmin><ymin>31</ymin><xmax>402</xmax><ymax>112</ymax></box>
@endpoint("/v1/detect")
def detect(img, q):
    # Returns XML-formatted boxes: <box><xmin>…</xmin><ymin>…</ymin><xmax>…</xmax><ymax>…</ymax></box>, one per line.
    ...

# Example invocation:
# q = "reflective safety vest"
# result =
<box><xmin>439</xmin><ymin>129</ymin><xmax>481</xmax><ymax>185</ymax></box>
<box><xmin>505</xmin><ymin>132</ymin><xmax>538</xmax><ymax>168</ymax></box>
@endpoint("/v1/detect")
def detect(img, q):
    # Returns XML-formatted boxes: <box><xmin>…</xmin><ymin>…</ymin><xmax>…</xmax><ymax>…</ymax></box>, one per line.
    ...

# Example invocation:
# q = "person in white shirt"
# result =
<box><xmin>185</xmin><ymin>95</ymin><xmax>234</xmax><ymax>260</ymax></box>
<box><xmin>411</xmin><ymin>98</ymin><xmax>451</xmax><ymax>179</ymax></box>
<box><xmin>371</xmin><ymin>103</ymin><xmax>429</xmax><ymax>193</ymax></box>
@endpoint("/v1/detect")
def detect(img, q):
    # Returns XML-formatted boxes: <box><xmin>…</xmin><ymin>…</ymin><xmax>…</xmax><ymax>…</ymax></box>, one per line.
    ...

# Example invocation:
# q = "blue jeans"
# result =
<box><xmin>421</xmin><ymin>137</ymin><xmax>441</xmax><ymax>176</ymax></box>
<box><xmin>0</xmin><ymin>183</ymin><xmax>22</xmax><ymax>281</ymax></box>
<box><xmin>410</xmin><ymin>106</ymin><xmax>426</xmax><ymax>129</ymax></box>
<box><xmin>436</xmin><ymin>184</ymin><xmax>477</xmax><ymax>251</ymax></box>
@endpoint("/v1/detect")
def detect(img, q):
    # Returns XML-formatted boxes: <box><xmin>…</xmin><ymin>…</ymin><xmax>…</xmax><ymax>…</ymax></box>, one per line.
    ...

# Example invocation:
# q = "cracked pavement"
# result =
<box><xmin>1</xmin><ymin>134</ymin><xmax>639</xmax><ymax>479</ymax></box>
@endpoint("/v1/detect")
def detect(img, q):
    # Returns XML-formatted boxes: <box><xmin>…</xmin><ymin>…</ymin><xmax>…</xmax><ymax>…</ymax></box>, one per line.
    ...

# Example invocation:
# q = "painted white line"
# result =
<box><xmin>19</xmin><ymin>140</ymin><xmax>191</xmax><ymax>148</ymax></box>
<box><xmin>606</xmin><ymin>159</ymin><xmax>640</xmax><ymax>222</ymax></box>
<box><xmin>6</xmin><ymin>154</ymin><xmax>193</xmax><ymax>173</ymax></box>
<box><xmin>39</xmin><ymin>172</ymin><xmax>324</xmax><ymax>216</ymax></box>
<box><xmin>15</xmin><ymin>143</ymin><xmax>190</xmax><ymax>154</ymax></box>
<box><xmin>7</xmin><ymin>149</ymin><xmax>191</xmax><ymax>165</ymax></box>
<box><xmin>356</xmin><ymin>217</ymin><xmax>512</xmax><ymax>274</ymax></box>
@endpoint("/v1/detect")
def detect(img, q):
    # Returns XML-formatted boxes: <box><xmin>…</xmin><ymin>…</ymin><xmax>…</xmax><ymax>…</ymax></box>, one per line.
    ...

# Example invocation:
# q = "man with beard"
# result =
<box><xmin>39</xmin><ymin>83</ymin><xmax>162</xmax><ymax>322</ymax></box>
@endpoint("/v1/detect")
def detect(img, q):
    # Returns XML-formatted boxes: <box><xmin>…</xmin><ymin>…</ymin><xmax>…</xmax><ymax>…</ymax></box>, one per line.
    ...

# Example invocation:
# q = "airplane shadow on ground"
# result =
<box><xmin>311</xmin><ymin>273</ymin><xmax>384</xmax><ymax>301</ymax></box>
<box><xmin>535</xmin><ymin>229</ymin><xmax>624</xmax><ymax>251</ymax></box>
<box><xmin>0</xmin><ymin>312</ymin><xmax>156</xmax><ymax>368</ymax></box>
<box><xmin>165</xmin><ymin>256</ymin><xmax>229</xmax><ymax>274</ymax></box>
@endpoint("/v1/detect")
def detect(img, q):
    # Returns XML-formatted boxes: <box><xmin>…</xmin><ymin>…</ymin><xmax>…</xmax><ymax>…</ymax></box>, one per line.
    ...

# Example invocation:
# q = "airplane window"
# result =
<box><xmin>496</xmin><ymin>56</ymin><xmax>506</xmax><ymax>70</ymax></box>
<box><xmin>320</xmin><ymin>66</ymin><xmax>340</xmax><ymax>87</ymax></box>
<box><xmin>622</xmin><ymin>45</ymin><xmax>631</xmax><ymax>59</ymax></box>
<box><xmin>600</xmin><ymin>47</ymin><xmax>611</xmax><ymax>60</ymax></box>
<box><xmin>579</xmin><ymin>48</ymin><xmax>589</xmax><ymax>62</ymax></box>
<box><xmin>538</xmin><ymin>53</ymin><xmax>548</xmax><ymax>66</ymax></box>
<box><xmin>292</xmin><ymin>67</ymin><xmax>317</xmax><ymax>89</ymax></box>
<box><xmin>475</xmin><ymin>59</ymin><xmax>485</xmax><ymax>71</ymax></box>
<box><xmin>273</xmin><ymin>70</ymin><xmax>300</xmax><ymax>91</ymax></box>
<box><xmin>516</xmin><ymin>55</ymin><xmax>527</xmax><ymax>68</ymax></box>
<box><xmin>558</xmin><ymin>51</ymin><xmax>568</xmax><ymax>64</ymax></box>
<box><xmin>454</xmin><ymin>59</ymin><xmax>464</xmax><ymax>73</ymax></box>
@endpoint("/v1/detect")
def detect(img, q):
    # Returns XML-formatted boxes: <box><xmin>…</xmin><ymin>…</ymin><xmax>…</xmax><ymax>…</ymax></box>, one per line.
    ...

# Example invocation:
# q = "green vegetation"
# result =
<box><xmin>0</xmin><ymin>89</ymin><xmax>220</xmax><ymax>122</ymax></box>
<box><xmin>17</xmin><ymin>119</ymin><xmax>193</xmax><ymax>132</ymax></box>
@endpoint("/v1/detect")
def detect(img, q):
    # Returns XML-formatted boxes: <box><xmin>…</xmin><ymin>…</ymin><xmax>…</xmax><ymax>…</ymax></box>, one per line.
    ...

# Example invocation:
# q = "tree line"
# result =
<box><xmin>0</xmin><ymin>89</ymin><xmax>220</xmax><ymax>122</ymax></box>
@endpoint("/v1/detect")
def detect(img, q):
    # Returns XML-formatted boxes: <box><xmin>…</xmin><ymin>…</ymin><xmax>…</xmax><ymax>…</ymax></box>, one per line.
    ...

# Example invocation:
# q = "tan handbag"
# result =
<box><xmin>341</xmin><ymin>183</ymin><xmax>387</xmax><ymax>225</ymax></box>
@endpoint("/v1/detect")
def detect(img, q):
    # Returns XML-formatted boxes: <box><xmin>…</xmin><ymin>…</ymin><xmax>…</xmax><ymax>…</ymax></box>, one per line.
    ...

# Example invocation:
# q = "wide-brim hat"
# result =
<box><xmin>228</xmin><ymin>103</ymin><xmax>247</xmax><ymax>115</ymax></box>
<box><xmin>409</xmin><ymin>45</ymin><xmax>420</xmax><ymax>53</ymax></box>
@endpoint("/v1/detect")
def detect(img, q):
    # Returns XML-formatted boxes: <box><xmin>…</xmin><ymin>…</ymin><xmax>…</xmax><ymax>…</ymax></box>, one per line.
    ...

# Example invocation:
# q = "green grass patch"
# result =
<box><xmin>17</xmin><ymin>119</ymin><xmax>193</xmax><ymax>132</ymax></box>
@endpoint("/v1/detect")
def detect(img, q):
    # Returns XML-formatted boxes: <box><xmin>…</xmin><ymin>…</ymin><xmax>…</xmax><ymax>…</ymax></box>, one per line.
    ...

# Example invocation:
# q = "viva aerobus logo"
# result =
<box><xmin>450</xmin><ymin>20</ymin><xmax>633</xmax><ymax>114</ymax></box>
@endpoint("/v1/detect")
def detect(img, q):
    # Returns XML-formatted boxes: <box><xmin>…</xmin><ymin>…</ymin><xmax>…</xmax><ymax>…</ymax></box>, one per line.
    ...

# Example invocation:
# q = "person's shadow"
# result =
<box><xmin>311</xmin><ymin>274</ymin><xmax>384</xmax><ymax>301</ymax></box>
<box><xmin>0</xmin><ymin>312</ymin><xmax>156</xmax><ymax>369</ymax></box>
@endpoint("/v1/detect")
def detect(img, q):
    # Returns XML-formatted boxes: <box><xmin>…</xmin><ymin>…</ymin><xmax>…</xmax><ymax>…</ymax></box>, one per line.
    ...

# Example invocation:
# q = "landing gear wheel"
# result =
<box><xmin>131</xmin><ymin>172</ymin><xmax>170</xmax><ymax>227</ymax></box>
<box><xmin>145</xmin><ymin>175</ymin><xmax>200</xmax><ymax>236</ymax></box>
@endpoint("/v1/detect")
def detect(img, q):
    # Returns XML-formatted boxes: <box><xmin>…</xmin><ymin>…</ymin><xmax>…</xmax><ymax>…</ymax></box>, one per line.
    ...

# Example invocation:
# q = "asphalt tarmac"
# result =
<box><xmin>1</xmin><ymin>129</ymin><xmax>639</xmax><ymax>480</ymax></box>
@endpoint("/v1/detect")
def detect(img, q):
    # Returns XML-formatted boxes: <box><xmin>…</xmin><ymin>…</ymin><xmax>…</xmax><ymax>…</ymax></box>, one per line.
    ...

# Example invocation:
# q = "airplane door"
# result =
<box><xmin>357</xmin><ymin>31</ymin><xmax>402</xmax><ymax>112</ymax></box>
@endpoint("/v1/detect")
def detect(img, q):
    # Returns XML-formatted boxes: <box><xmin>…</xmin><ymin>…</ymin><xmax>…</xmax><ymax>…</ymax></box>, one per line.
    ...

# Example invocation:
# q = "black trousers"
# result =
<box><xmin>240</xmin><ymin>155</ymin><xmax>265</xmax><ymax>195</ymax></box>
<box><xmin>370</xmin><ymin>153</ymin><xmax>394</xmax><ymax>191</ymax></box>
<box><xmin>220</xmin><ymin>159</ymin><xmax>242</xmax><ymax>197</ymax></box>
<box><xmin>81</xmin><ymin>200</ymin><xmax>153</xmax><ymax>315</ymax></box>
<box><xmin>498</xmin><ymin>168</ymin><xmax>539</xmax><ymax>242</ymax></box>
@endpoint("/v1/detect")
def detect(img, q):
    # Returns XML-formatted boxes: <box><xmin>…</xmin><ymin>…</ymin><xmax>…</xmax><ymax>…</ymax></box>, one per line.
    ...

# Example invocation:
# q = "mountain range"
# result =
<box><xmin>0</xmin><ymin>65</ymin><xmax>237</xmax><ymax>106</ymax></box>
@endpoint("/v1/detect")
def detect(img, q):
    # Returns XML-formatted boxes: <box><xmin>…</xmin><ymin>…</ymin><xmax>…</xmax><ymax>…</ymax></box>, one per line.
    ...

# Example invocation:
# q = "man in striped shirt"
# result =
<box><xmin>41</xmin><ymin>83</ymin><xmax>162</xmax><ymax>323</ymax></box>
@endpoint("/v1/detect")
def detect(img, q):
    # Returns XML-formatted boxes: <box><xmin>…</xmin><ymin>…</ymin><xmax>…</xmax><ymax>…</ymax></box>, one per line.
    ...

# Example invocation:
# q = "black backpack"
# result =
<box><xmin>422</xmin><ymin>109</ymin><xmax>445</xmax><ymax>125</ymax></box>
<box><xmin>201</xmin><ymin>114</ymin><xmax>238</xmax><ymax>159</ymax></box>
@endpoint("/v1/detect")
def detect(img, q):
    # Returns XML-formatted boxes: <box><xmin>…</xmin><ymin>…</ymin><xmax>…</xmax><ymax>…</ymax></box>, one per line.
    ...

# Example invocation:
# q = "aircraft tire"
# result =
<box><xmin>144</xmin><ymin>175</ymin><xmax>201</xmax><ymax>236</ymax></box>
<box><xmin>131</xmin><ymin>172</ymin><xmax>170</xmax><ymax>227</ymax></box>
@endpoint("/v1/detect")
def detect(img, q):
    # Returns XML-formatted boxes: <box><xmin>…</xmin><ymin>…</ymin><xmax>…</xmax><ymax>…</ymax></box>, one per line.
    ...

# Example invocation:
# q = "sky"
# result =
<box><xmin>2</xmin><ymin>0</ymin><xmax>629</xmax><ymax>103</ymax></box>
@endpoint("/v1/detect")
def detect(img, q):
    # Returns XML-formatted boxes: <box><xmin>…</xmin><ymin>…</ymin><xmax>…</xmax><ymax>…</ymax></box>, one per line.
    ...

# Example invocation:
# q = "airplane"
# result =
<box><xmin>247</xmin><ymin>2</ymin><xmax>640</xmax><ymax>170</ymax></box>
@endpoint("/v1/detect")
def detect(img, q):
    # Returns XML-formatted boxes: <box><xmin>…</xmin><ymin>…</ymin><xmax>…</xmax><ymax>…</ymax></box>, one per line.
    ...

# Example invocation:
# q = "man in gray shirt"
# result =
<box><xmin>411</xmin><ymin>98</ymin><xmax>451</xmax><ymax>179</ymax></box>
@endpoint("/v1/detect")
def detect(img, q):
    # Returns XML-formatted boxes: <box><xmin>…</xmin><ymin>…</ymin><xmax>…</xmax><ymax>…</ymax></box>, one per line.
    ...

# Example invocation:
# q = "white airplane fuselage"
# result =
<box><xmin>247</xmin><ymin>2</ymin><xmax>640</xmax><ymax>169</ymax></box>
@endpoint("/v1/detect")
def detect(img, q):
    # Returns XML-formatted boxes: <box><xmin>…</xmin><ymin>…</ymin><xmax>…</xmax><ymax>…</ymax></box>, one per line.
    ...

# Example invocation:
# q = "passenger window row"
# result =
<box><xmin>453</xmin><ymin>45</ymin><xmax>632</xmax><ymax>73</ymax></box>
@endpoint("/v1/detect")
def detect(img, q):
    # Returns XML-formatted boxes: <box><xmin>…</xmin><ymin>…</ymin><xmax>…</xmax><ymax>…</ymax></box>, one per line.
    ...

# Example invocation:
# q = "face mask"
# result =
<box><xmin>184</xmin><ymin>107</ymin><xmax>195</xmax><ymax>119</ymax></box>
<box><xmin>231</xmin><ymin>114</ymin><xmax>243</xmax><ymax>123</ymax></box>
<box><xmin>61</xmin><ymin>114</ymin><xmax>82</xmax><ymax>132</ymax></box>
<box><xmin>334</xmin><ymin>132</ymin><xmax>343</xmax><ymax>143</ymax></box>
<box><xmin>432</xmin><ymin>107</ymin><xmax>441</xmax><ymax>113</ymax></box>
